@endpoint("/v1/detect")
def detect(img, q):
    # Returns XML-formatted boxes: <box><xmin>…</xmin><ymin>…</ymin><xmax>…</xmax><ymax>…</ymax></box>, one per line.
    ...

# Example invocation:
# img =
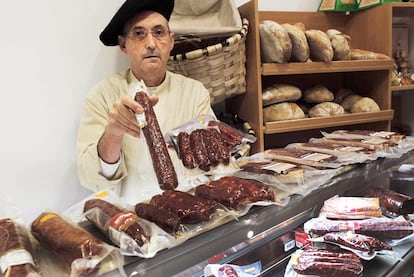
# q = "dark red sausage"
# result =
<box><xmin>177</xmin><ymin>131</ymin><xmax>197</xmax><ymax>169</ymax></box>
<box><xmin>135</xmin><ymin>91</ymin><xmax>178</xmax><ymax>190</ymax></box>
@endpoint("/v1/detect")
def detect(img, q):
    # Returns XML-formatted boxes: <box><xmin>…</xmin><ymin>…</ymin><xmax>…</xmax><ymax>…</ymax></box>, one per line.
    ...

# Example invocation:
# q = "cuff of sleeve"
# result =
<box><xmin>99</xmin><ymin>153</ymin><xmax>122</xmax><ymax>179</ymax></box>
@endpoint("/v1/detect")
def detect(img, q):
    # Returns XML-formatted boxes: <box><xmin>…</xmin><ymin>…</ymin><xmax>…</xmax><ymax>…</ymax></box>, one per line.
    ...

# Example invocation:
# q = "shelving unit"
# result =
<box><xmin>227</xmin><ymin>0</ymin><xmax>399</xmax><ymax>153</ymax></box>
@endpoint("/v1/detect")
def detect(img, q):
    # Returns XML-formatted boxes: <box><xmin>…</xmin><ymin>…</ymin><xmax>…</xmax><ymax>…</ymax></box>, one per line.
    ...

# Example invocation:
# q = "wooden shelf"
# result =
<box><xmin>261</xmin><ymin>60</ymin><xmax>393</xmax><ymax>76</ymax></box>
<box><xmin>392</xmin><ymin>84</ymin><xmax>414</xmax><ymax>91</ymax></box>
<box><xmin>264</xmin><ymin>110</ymin><xmax>394</xmax><ymax>134</ymax></box>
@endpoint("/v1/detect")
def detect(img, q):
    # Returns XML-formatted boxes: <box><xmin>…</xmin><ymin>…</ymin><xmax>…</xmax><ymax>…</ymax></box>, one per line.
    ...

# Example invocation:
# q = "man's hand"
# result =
<box><xmin>98</xmin><ymin>94</ymin><xmax>159</xmax><ymax>164</ymax></box>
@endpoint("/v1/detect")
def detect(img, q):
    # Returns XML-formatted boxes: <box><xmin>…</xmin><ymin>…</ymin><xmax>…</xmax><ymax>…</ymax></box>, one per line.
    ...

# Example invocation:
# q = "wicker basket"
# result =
<box><xmin>167</xmin><ymin>18</ymin><xmax>249</xmax><ymax>105</ymax></box>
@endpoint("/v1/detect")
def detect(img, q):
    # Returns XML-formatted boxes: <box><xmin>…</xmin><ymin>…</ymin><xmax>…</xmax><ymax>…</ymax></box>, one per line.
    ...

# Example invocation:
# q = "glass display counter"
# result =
<box><xmin>104</xmin><ymin>151</ymin><xmax>414</xmax><ymax>277</ymax></box>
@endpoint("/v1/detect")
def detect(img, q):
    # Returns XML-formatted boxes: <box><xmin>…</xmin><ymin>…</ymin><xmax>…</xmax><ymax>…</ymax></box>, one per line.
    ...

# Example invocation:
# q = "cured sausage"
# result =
<box><xmin>134</xmin><ymin>202</ymin><xmax>181</xmax><ymax>234</ymax></box>
<box><xmin>135</xmin><ymin>91</ymin><xmax>178</xmax><ymax>190</ymax></box>
<box><xmin>0</xmin><ymin>218</ymin><xmax>41</xmax><ymax>277</ymax></box>
<box><xmin>368</xmin><ymin>187</ymin><xmax>414</xmax><ymax>216</ymax></box>
<box><xmin>31</xmin><ymin>212</ymin><xmax>104</xmax><ymax>275</ymax></box>
<box><xmin>84</xmin><ymin>198</ymin><xmax>150</xmax><ymax>247</ymax></box>
<box><xmin>207</xmin><ymin>120</ymin><xmax>243</xmax><ymax>148</ymax></box>
<box><xmin>190</xmin><ymin>129</ymin><xmax>211</xmax><ymax>171</ymax></box>
<box><xmin>323</xmin><ymin>232</ymin><xmax>392</xmax><ymax>252</ymax></box>
<box><xmin>177</xmin><ymin>131</ymin><xmax>196</xmax><ymax>169</ymax></box>
<box><xmin>209</xmin><ymin>128</ymin><xmax>230</xmax><ymax>165</ymax></box>
<box><xmin>200</xmin><ymin>129</ymin><xmax>221</xmax><ymax>167</ymax></box>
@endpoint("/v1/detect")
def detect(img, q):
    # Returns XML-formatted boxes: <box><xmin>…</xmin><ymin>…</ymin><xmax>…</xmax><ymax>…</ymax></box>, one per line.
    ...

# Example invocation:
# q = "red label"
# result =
<box><xmin>109</xmin><ymin>211</ymin><xmax>139</xmax><ymax>232</ymax></box>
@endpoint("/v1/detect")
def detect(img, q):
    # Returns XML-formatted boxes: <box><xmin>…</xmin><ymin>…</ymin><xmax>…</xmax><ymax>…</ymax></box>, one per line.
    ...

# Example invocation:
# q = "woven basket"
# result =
<box><xmin>167</xmin><ymin>18</ymin><xmax>249</xmax><ymax>105</ymax></box>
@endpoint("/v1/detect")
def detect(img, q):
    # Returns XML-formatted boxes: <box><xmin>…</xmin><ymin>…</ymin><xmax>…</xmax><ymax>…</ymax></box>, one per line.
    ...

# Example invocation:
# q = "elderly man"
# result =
<box><xmin>77</xmin><ymin>0</ymin><xmax>215</xmax><ymax>204</ymax></box>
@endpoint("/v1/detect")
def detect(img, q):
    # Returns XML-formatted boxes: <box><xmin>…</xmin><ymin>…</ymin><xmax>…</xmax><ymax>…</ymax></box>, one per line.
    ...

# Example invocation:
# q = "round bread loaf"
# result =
<box><xmin>259</xmin><ymin>20</ymin><xmax>292</xmax><ymax>63</ymax></box>
<box><xmin>302</xmin><ymin>85</ymin><xmax>334</xmax><ymax>103</ymax></box>
<box><xmin>341</xmin><ymin>93</ymin><xmax>363</xmax><ymax>111</ymax></box>
<box><xmin>282</xmin><ymin>23</ymin><xmax>310</xmax><ymax>62</ymax></box>
<box><xmin>263</xmin><ymin>102</ymin><xmax>305</xmax><ymax>122</ymax></box>
<box><xmin>305</xmin><ymin>29</ymin><xmax>333</xmax><ymax>62</ymax></box>
<box><xmin>262</xmin><ymin>84</ymin><xmax>302</xmax><ymax>106</ymax></box>
<box><xmin>326</xmin><ymin>29</ymin><xmax>351</xmax><ymax>60</ymax></box>
<box><xmin>308</xmin><ymin>102</ymin><xmax>345</xmax><ymax>118</ymax></box>
<box><xmin>351</xmin><ymin>97</ymin><xmax>380</xmax><ymax>113</ymax></box>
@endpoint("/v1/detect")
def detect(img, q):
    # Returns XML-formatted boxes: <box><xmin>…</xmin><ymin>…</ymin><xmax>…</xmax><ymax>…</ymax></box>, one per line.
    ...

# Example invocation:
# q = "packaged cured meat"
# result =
<box><xmin>264</xmin><ymin>147</ymin><xmax>343</xmax><ymax>169</ymax></box>
<box><xmin>319</xmin><ymin>195</ymin><xmax>382</xmax><ymax>219</ymax></box>
<box><xmin>134</xmin><ymin>202</ymin><xmax>181</xmax><ymax>234</ymax></box>
<box><xmin>234</xmin><ymin>152</ymin><xmax>338</xmax><ymax>198</ymax></box>
<box><xmin>285</xmin><ymin>247</ymin><xmax>363</xmax><ymax>277</ymax></box>
<box><xmin>304</xmin><ymin>216</ymin><xmax>414</xmax><ymax>240</ymax></box>
<box><xmin>368</xmin><ymin>187</ymin><xmax>414</xmax><ymax>217</ymax></box>
<box><xmin>63</xmin><ymin>190</ymin><xmax>178</xmax><ymax>259</ymax></box>
<box><xmin>0</xmin><ymin>218</ymin><xmax>41</xmax><ymax>277</ymax></box>
<box><xmin>31</xmin><ymin>212</ymin><xmax>124</xmax><ymax>277</ymax></box>
<box><xmin>194</xmin><ymin>176</ymin><xmax>276</xmax><ymax>211</ymax></box>
<box><xmin>165</xmin><ymin>114</ymin><xmax>255</xmax><ymax>175</ymax></box>
<box><xmin>204</xmin><ymin>261</ymin><xmax>262</xmax><ymax>277</ymax></box>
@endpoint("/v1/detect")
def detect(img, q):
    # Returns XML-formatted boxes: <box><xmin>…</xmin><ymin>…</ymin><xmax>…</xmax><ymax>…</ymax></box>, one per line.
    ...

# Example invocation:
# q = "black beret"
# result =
<box><xmin>100</xmin><ymin>0</ymin><xmax>174</xmax><ymax>46</ymax></box>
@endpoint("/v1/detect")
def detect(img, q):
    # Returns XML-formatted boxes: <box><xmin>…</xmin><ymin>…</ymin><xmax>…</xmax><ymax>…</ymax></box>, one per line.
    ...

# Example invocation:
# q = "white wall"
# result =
<box><xmin>0</xmin><ymin>0</ymin><xmax>319</xmax><ymax>225</ymax></box>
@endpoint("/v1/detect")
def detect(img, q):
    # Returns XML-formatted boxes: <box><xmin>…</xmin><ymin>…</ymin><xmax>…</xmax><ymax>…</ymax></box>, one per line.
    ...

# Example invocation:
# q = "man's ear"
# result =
<box><xmin>118</xmin><ymin>35</ymin><xmax>127</xmax><ymax>53</ymax></box>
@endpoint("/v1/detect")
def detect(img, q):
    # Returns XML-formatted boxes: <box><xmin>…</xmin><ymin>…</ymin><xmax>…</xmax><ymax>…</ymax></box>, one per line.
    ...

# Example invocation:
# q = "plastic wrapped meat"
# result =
<box><xmin>368</xmin><ymin>187</ymin><xmax>414</xmax><ymax>216</ymax></box>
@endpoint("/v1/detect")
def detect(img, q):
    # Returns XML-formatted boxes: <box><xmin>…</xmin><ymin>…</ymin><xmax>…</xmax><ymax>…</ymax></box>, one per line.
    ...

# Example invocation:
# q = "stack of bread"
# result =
<box><xmin>263</xmin><ymin>84</ymin><xmax>380</xmax><ymax>122</ymax></box>
<box><xmin>259</xmin><ymin>20</ymin><xmax>389</xmax><ymax>64</ymax></box>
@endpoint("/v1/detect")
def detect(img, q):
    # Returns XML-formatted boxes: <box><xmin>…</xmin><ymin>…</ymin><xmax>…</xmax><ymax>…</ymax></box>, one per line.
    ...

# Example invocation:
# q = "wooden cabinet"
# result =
<box><xmin>227</xmin><ymin>0</ymin><xmax>399</xmax><ymax>153</ymax></box>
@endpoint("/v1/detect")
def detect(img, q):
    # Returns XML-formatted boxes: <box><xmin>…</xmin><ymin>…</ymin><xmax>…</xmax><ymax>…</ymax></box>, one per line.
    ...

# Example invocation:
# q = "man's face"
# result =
<box><xmin>119</xmin><ymin>11</ymin><xmax>174</xmax><ymax>83</ymax></box>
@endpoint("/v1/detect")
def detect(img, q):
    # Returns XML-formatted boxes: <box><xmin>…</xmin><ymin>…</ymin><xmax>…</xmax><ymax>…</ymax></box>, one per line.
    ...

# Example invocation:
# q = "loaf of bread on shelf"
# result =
<box><xmin>282</xmin><ymin>22</ymin><xmax>310</xmax><ymax>62</ymax></box>
<box><xmin>326</xmin><ymin>29</ymin><xmax>351</xmax><ymax>60</ymax></box>
<box><xmin>333</xmin><ymin>88</ymin><xmax>354</xmax><ymax>104</ymax></box>
<box><xmin>341</xmin><ymin>93</ymin><xmax>363</xmax><ymax>111</ymax></box>
<box><xmin>259</xmin><ymin>20</ymin><xmax>292</xmax><ymax>63</ymax></box>
<box><xmin>349</xmin><ymin>49</ymin><xmax>390</xmax><ymax>60</ymax></box>
<box><xmin>305</xmin><ymin>29</ymin><xmax>333</xmax><ymax>62</ymax></box>
<box><xmin>262</xmin><ymin>84</ymin><xmax>302</xmax><ymax>106</ymax></box>
<box><xmin>302</xmin><ymin>85</ymin><xmax>334</xmax><ymax>103</ymax></box>
<box><xmin>263</xmin><ymin>102</ymin><xmax>305</xmax><ymax>121</ymax></box>
<box><xmin>308</xmin><ymin>102</ymin><xmax>345</xmax><ymax>117</ymax></box>
<box><xmin>351</xmin><ymin>97</ymin><xmax>380</xmax><ymax>113</ymax></box>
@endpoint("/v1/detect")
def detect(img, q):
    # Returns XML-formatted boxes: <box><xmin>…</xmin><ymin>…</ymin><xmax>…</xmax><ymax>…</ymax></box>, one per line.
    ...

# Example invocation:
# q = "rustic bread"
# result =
<box><xmin>351</xmin><ymin>97</ymin><xmax>380</xmax><ymax>113</ymax></box>
<box><xmin>302</xmin><ymin>85</ymin><xmax>334</xmax><ymax>104</ymax></box>
<box><xmin>341</xmin><ymin>93</ymin><xmax>363</xmax><ymax>111</ymax></box>
<box><xmin>282</xmin><ymin>23</ymin><xmax>310</xmax><ymax>62</ymax></box>
<box><xmin>308</xmin><ymin>102</ymin><xmax>345</xmax><ymax>117</ymax></box>
<box><xmin>326</xmin><ymin>29</ymin><xmax>351</xmax><ymax>60</ymax></box>
<box><xmin>349</xmin><ymin>49</ymin><xmax>390</xmax><ymax>60</ymax></box>
<box><xmin>262</xmin><ymin>84</ymin><xmax>302</xmax><ymax>106</ymax></box>
<box><xmin>259</xmin><ymin>20</ymin><xmax>292</xmax><ymax>63</ymax></box>
<box><xmin>305</xmin><ymin>29</ymin><xmax>333</xmax><ymax>62</ymax></box>
<box><xmin>263</xmin><ymin>102</ymin><xmax>305</xmax><ymax>122</ymax></box>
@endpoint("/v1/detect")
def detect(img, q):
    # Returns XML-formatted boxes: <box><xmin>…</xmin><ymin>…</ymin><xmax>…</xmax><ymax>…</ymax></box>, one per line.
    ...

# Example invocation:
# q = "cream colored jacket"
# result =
<box><xmin>77</xmin><ymin>69</ymin><xmax>215</xmax><ymax>205</ymax></box>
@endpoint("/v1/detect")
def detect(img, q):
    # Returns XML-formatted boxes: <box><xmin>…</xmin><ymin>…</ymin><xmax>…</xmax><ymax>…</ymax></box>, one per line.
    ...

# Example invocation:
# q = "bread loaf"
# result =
<box><xmin>351</xmin><ymin>97</ymin><xmax>380</xmax><ymax>113</ymax></box>
<box><xmin>262</xmin><ymin>84</ymin><xmax>302</xmax><ymax>106</ymax></box>
<box><xmin>302</xmin><ymin>85</ymin><xmax>334</xmax><ymax>103</ymax></box>
<box><xmin>350</xmin><ymin>49</ymin><xmax>390</xmax><ymax>60</ymax></box>
<box><xmin>305</xmin><ymin>29</ymin><xmax>333</xmax><ymax>62</ymax></box>
<box><xmin>341</xmin><ymin>93</ymin><xmax>363</xmax><ymax>111</ymax></box>
<box><xmin>282</xmin><ymin>23</ymin><xmax>310</xmax><ymax>62</ymax></box>
<box><xmin>263</xmin><ymin>102</ymin><xmax>305</xmax><ymax>121</ymax></box>
<box><xmin>259</xmin><ymin>20</ymin><xmax>292</xmax><ymax>63</ymax></box>
<box><xmin>308</xmin><ymin>102</ymin><xmax>345</xmax><ymax>117</ymax></box>
<box><xmin>326</xmin><ymin>29</ymin><xmax>351</xmax><ymax>60</ymax></box>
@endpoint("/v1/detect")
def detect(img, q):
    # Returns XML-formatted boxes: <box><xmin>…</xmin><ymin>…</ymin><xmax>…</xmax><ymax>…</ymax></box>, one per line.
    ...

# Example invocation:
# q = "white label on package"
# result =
<box><xmin>262</xmin><ymin>162</ymin><xmax>296</xmax><ymax>173</ymax></box>
<box><xmin>301</xmin><ymin>152</ymin><xmax>332</xmax><ymax>162</ymax></box>
<box><xmin>361</xmin><ymin>137</ymin><xmax>387</xmax><ymax>145</ymax></box>
<box><xmin>0</xmin><ymin>249</ymin><xmax>34</xmax><ymax>273</ymax></box>
<box><xmin>337</xmin><ymin>146</ymin><xmax>364</xmax><ymax>152</ymax></box>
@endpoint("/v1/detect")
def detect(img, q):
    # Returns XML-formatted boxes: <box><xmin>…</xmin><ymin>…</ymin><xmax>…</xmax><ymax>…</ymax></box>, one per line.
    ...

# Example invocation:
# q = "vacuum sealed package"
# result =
<box><xmin>204</xmin><ymin>261</ymin><xmax>261</xmax><ymax>277</ymax></box>
<box><xmin>31</xmin><ymin>211</ymin><xmax>125</xmax><ymax>277</ymax></box>
<box><xmin>64</xmin><ymin>190</ymin><xmax>178</xmax><ymax>258</ymax></box>
<box><xmin>165</xmin><ymin>114</ymin><xmax>256</xmax><ymax>177</ymax></box>
<box><xmin>368</xmin><ymin>187</ymin><xmax>414</xmax><ymax>217</ymax></box>
<box><xmin>319</xmin><ymin>195</ymin><xmax>382</xmax><ymax>219</ymax></box>
<box><xmin>235</xmin><ymin>152</ymin><xmax>338</xmax><ymax>198</ymax></box>
<box><xmin>0</xmin><ymin>218</ymin><xmax>42</xmax><ymax>277</ymax></box>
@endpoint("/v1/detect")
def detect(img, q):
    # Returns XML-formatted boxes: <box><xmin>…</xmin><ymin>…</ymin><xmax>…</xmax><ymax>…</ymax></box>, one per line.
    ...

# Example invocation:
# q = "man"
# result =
<box><xmin>77</xmin><ymin>0</ymin><xmax>215</xmax><ymax>204</ymax></box>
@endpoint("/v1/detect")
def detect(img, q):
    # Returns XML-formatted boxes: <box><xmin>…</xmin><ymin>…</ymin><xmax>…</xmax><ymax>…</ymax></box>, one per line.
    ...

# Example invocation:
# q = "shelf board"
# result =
<box><xmin>392</xmin><ymin>84</ymin><xmax>414</xmax><ymax>92</ymax></box>
<box><xmin>261</xmin><ymin>60</ymin><xmax>393</xmax><ymax>76</ymax></box>
<box><xmin>391</xmin><ymin>2</ymin><xmax>414</xmax><ymax>17</ymax></box>
<box><xmin>264</xmin><ymin>110</ymin><xmax>394</xmax><ymax>134</ymax></box>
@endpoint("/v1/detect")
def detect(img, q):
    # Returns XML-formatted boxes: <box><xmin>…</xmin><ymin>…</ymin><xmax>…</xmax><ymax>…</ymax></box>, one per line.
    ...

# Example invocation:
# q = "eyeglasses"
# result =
<box><xmin>124</xmin><ymin>26</ymin><xmax>170</xmax><ymax>42</ymax></box>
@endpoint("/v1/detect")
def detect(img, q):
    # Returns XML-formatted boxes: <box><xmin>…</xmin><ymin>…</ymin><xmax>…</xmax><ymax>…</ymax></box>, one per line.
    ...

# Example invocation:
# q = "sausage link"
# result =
<box><xmin>177</xmin><ymin>131</ymin><xmax>197</xmax><ymax>169</ymax></box>
<box><xmin>135</xmin><ymin>91</ymin><xmax>178</xmax><ymax>190</ymax></box>
<box><xmin>190</xmin><ymin>129</ymin><xmax>211</xmax><ymax>171</ymax></box>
